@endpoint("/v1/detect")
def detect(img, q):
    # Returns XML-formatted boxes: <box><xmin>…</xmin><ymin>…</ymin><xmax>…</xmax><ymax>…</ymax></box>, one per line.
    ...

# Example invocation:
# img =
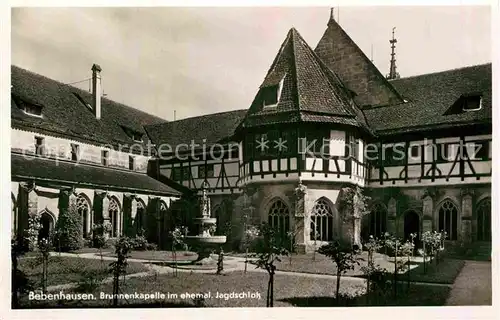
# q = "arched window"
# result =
<box><xmin>476</xmin><ymin>198</ymin><xmax>491</xmax><ymax>241</ymax></box>
<box><xmin>38</xmin><ymin>210</ymin><xmax>55</xmax><ymax>242</ymax></box>
<box><xmin>368</xmin><ymin>203</ymin><xmax>387</xmax><ymax>239</ymax></box>
<box><xmin>135</xmin><ymin>199</ymin><xmax>146</xmax><ymax>236</ymax></box>
<box><xmin>268</xmin><ymin>199</ymin><xmax>290</xmax><ymax>239</ymax></box>
<box><xmin>310</xmin><ymin>198</ymin><xmax>334</xmax><ymax>241</ymax></box>
<box><xmin>77</xmin><ymin>194</ymin><xmax>91</xmax><ymax>238</ymax></box>
<box><xmin>109</xmin><ymin>197</ymin><xmax>121</xmax><ymax>238</ymax></box>
<box><xmin>438</xmin><ymin>200</ymin><xmax>458</xmax><ymax>240</ymax></box>
<box><xmin>11</xmin><ymin>194</ymin><xmax>17</xmax><ymax>236</ymax></box>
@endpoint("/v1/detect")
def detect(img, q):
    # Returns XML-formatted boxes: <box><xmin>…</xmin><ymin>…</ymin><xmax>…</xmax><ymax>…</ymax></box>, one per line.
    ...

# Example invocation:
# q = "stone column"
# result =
<box><xmin>461</xmin><ymin>189</ymin><xmax>474</xmax><ymax>243</ymax></box>
<box><xmin>130</xmin><ymin>197</ymin><xmax>138</xmax><ymax>236</ymax></box>
<box><xmin>352</xmin><ymin>192</ymin><xmax>362</xmax><ymax>250</ymax></box>
<box><xmin>18</xmin><ymin>183</ymin><xmax>38</xmax><ymax>250</ymax></box>
<box><xmin>93</xmin><ymin>190</ymin><xmax>110</xmax><ymax>239</ymax></box>
<box><xmin>422</xmin><ymin>195</ymin><xmax>433</xmax><ymax>233</ymax></box>
<box><xmin>294</xmin><ymin>182</ymin><xmax>307</xmax><ymax>253</ymax></box>
<box><xmin>387</xmin><ymin>197</ymin><xmax>397</xmax><ymax>235</ymax></box>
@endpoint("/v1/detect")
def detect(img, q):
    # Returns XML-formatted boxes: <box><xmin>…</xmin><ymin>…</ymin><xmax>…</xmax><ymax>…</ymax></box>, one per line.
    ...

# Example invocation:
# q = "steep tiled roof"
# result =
<box><xmin>11</xmin><ymin>65</ymin><xmax>166</xmax><ymax>151</ymax></box>
<box><xmin>145</xmin><ymin>109</ymin><xmax>248</xmax><ymax>148</ymax></box>
<box><xmin>364</xmin><ymin>63</ymin><xmax>492</xmax><ymax>135</ymax></box>
<box><xmin>315</xmin><ymin>17</ymin><xmax>405</xmax><ymax>108</ymax></box>
<box><xmin>11</xmin><ymin>153</ymin><xmax>181</xmax><ymax>196</ymax></box>
<box><xmin>240</xmin><ymin>28</ymin><xmax>367</xmax><ymax>129</ymax></box>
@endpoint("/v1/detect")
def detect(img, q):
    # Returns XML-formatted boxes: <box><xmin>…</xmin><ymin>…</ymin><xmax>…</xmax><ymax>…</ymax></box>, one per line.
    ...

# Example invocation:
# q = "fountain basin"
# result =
<box><xmin>193</xmin><ymin>217</ymin><xmax>217</xmax><ymax>224</ymax></box>
<box><xmin>184</xmin><ymin>235</ymin><xmax>227</xmax><ymax>244</ymax></box>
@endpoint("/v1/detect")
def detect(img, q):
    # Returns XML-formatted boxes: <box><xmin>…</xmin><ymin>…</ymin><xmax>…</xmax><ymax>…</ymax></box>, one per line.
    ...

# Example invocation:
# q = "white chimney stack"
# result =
<box><xmin>91</xmin><ymin>64</ymin><xmax>102</xmax><ymax>119</ymax></box>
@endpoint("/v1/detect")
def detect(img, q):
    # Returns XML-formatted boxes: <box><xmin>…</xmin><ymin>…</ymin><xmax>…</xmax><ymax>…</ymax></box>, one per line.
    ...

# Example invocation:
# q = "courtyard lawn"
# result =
<box><xmin>18</xmin><ymin>255</ymin><xmax>149</xmax><ymax>288</ymax></box>
<box><xmin>68</xmin><ymin>247</ymin><xmax>114</xmax><ymax>254</ymax></box>
<box><xmin>406</xmin><ymin>259</ymin><xmax>465</xmax><ymax>284</ymax></box>
<box><xmin>275</xmin><ymin>251</ymin><xmax>395</xmax><ymax>277</ymax></box>
<box><xmin>103</xmin><ymin>250</ymin><xmax>198</xmax><ymax>262</ymax></box>
<box><xmin>18</xmin><ymin>270</ymin><xmax>451</xmax><ymax>308</ymax></box>
<box><xmin>275</xmin><ymin>252</ymin><xmax>464</xmax><ymax>284</ymax></box>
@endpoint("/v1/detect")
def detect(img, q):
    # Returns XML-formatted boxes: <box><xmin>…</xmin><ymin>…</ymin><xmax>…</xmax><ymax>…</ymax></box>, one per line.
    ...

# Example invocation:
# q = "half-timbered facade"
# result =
<box><xmin>10</xmin><ymin>64</ymin><xmax>184</xmax><ymax>248</ymax></box>
<box><xmin>146</xmin><ymin>13</ymin><xmax>492</xmax><ymax>252</ymax></box>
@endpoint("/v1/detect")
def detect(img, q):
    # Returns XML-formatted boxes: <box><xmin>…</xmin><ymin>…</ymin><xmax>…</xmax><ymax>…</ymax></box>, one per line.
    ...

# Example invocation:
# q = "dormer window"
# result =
<box><xmin>121</xmin><ymin>126</ymin><xmax>144</xmax><ymax>143</ymax></box>
<box><xmin>13</xmin><ymin>95</ymin><xmax>43</xmax><ymax>117</ymax></box>
<box><xmin>443</xmin><ymin>92</ymin><xmax>484</xmax><ymax>115</ymax></box>
<box><xmin>261</xmin><ymin>75</ymin><xmax>285</xmax><ymax>109</ymax></box>
<box><xmin>462</xmin><ymin>94</ymin><xmax>482</xmax><ymax>111</ymax></box>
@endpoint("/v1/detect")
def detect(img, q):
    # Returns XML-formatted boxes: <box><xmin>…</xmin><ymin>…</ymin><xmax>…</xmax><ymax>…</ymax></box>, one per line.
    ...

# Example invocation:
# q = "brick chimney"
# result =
<box><xmin>91</xmin><ymin>64</ymin><xmax>102</xmax><ymax>119</ymax></box>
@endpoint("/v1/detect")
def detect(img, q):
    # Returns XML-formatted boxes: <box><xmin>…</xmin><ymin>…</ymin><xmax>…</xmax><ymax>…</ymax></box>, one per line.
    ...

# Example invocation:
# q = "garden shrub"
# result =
<box><xmin>53</xmin><ymin>199</ymin><xmax>83</xmax><ymax>252</ymax></box>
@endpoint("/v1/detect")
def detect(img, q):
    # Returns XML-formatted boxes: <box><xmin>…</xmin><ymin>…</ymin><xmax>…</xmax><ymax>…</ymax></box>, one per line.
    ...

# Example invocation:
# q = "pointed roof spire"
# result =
<box><xmin>387</xmin><ymin>27</ymin><xmax>400</xmax><ymax>80</ymax></box>
<box><xmin>315</xmin><ymin>13</ymin><xmax>405</xmax><ymax>107</ymax></box>
<box><xmin>329</xmin><ymin>7</ymin><xmax>335</xmax><ymax>23</ymax></box>
<box><xmin>240</xmin><ymin>27</ymin><xmax>368</xmax><ymax>129</ymax></box>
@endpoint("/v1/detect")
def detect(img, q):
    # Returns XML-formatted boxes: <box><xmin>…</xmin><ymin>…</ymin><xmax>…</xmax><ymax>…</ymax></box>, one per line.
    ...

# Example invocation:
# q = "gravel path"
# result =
<box><xmin>445</xmin><ymin>260</ymin><xmax>492</xmax><ymax>306</ymax></box>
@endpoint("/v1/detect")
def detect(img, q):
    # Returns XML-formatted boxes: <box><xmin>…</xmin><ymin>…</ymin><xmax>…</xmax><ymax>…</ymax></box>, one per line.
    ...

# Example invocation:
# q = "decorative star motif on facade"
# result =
<box><xmin>255</xmin><ymin>136</ymin><xmax>269</xmax><ymax>152</ymax></box>
<box><xmin>274</xmin><ymin>138</ymin><xmax>287</xmax><ymax>152</ymax></box>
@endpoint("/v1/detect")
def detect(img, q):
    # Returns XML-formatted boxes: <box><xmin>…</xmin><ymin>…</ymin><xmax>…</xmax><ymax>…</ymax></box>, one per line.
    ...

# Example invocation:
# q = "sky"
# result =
<box><xmin>11</xmin><ymin>6</ymin><xmax>492</xmax><ymax>121</ymax></box>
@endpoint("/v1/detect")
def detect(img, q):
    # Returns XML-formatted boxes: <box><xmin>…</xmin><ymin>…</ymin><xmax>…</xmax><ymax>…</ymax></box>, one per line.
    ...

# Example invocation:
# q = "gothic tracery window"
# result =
<box><xmin>77</xmin><ymin>194</ymin><xmax>91</xmax><ymax>238</ymax></box>
<box><xmin>476</xmin><ymin>198</ymin><xmax>491</xmax><ymax>241</ymax></box>
<box><xmin>310</xmin><ymin>198</ymin><xmax>334</xmax><ymax>241</ymax></box>
<box><xmin>268</xmin><ymin>199</ymin><xmax>290</xmax><ymax>239</ymax></box>
<box><xmin>438</xmin><ymin>200</ymin><xmax>458</xmax><ymax>240</ymax></box>
<box><xmin>109</xmin><ymin>197</ymin><xmax>121</xmax><ymax>237</ymax></box>
<box><xmin>368</xmin><ymin>203</ymin><xmax>387</xmax><ymax>239</ymax></box>
<box><xmin>135</xmin><ymin>199</ymin><xmax>146</xmax><ymax>236</ymax></box>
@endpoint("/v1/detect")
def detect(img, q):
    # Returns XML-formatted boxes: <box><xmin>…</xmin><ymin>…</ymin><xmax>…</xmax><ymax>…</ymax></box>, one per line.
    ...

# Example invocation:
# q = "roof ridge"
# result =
<box><xmin>11</xmin><ymin>64</ymin><xmax>167</xmax><ymax>123</ymax></box>
<box><xmin>391</xmin><ymin>62</ymin><xmax>492</xmax><ymax>81</ymax></box>
<box><xmin>155</xmin><ymin>108</ymin><xmax>248</xmax><ymax>124</ymax></box>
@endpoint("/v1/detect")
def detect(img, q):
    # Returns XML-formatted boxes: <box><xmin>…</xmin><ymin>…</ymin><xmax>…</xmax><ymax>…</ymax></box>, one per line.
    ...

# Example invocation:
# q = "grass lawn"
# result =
<box><xmin>103</xmin><ymin>250</ymin><xmax>198</xmax><ymax>262</ymax></box>
<box><xmin>18</xmin><ymin>270</ymin><xmax>451</xmax><ymax>308</ymax></box>
<box><xmin>275</xmin><ymin>252</ymin><xmax>463</xmax><ymax>284</ymax></box>
<box><xmin>406</xmin><ymin>259</ymin><xmax>465</xmax><ymax>284</ymax></box>
<box><xmin>68</xmin><ymin>247</ymin><xmax>114</xmax><ymax>254</ymax></box>
<box><xmin>275</xmin><ymin>251</ymin><xmax>400</xmax><ymax>277</ymax></box>
<box><xmin>18</xmin><ymin>255</ymin><xmax>149</xmax><ymax>288</ymax></box>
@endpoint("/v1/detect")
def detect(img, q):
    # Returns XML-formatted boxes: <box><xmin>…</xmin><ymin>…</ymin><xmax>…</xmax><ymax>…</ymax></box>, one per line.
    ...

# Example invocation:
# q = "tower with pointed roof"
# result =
<box><xmin>387</xmin><ymin>27</ymin><xmax>400</xmax><ymax>80</ymax></box>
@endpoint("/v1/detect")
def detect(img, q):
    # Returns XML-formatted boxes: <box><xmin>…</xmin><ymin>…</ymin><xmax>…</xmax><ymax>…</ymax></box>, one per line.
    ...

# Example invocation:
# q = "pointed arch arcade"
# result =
<box><xmin>437</xmin><ymin>199</ymin><xmax>459</xmax><ymax>240</ymax></box>
<box><xmin>476</xmin><ymin>198</ymin><xmax>491</xmax><ymax>241</ymax></box>
<box><xmin>310</xmin><ymin>197</ymin><xmax>335</xmax><ymax>241</ymax></box>
<box><xmin>267</xmin><ymin>198</ymin><xmax>290</xmax><ymax>239</ymax></box>
<box><xmin>77</xmin><ymin>194</ymin><xmax>92</xmax><ymax>238</ymax></box>
<box><xmin>365</xmin><ymin>202</ymin><xmax>387</xmax><ymax>239</ymax></box>
<box><xmin>109</xmin><ymin>196</ymin><xmax>122</xmax><ymax>237</ymax></box>
<box><xmin>135</xmin><ymin>198</ymin><xmax>146</xmax><ymax>236</ymax></box>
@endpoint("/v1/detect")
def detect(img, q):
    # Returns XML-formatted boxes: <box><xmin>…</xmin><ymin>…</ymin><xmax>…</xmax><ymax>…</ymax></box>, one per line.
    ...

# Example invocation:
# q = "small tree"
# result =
<box><xmin>109</xmin><ymin>236</ymin><xmax>132</xmax><ymax>307</ymax></box>
<box><xmin>252</xmin><ymin>223</ymin><xmax>289</xmax><ymax>307</ymax></box>
<box><xmin>54</xmin><ymin>199</ymin><xmax>83</xmax><ymax>251</ymax></box>
<box><xmin>170</xmin><ymin>226</ymin><xmax>187</xmax><ymax>277</ymax></box>
<box><xmin>92</xmin><ymin>224</ymin><xmax>109</xmax><ymax>264</ymax></box>
<box><xmin>243</xmin><ymin>225</ymin><xmax>259</xmax><ymax>272</ymax></box>
<box><xmin>318</xmin><ymin>240</ymin><xmax>362</xmax><ymax>304</ymax></box>
<box><xmin>38</xmin><ymin>237</ymin><xmax>51</xmax><ymax>294</ymax></box>
<box><xmin>361</xmin><ymin>235</ymin><xmax>382</xmax><ymax>302</ymax></box>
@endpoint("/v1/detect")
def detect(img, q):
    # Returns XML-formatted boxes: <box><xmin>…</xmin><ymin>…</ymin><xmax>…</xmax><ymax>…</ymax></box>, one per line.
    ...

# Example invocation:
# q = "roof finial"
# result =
<box><xmin>387</xmin><ymin>27</ymin><xmax>400</xmax><ymax>80</ymax></box>
<box><xmin>330</xmin><ymin>7</ymin><xmax>334</xmax><ymax>21</ymax></box>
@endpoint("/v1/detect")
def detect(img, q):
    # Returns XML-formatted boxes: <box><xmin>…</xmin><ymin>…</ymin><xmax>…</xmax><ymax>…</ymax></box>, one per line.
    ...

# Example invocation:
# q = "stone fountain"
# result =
<box><xmin>184</xmin><ymin>182</ymin><xmax>226</xmax><ymax>265</ymax></box>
